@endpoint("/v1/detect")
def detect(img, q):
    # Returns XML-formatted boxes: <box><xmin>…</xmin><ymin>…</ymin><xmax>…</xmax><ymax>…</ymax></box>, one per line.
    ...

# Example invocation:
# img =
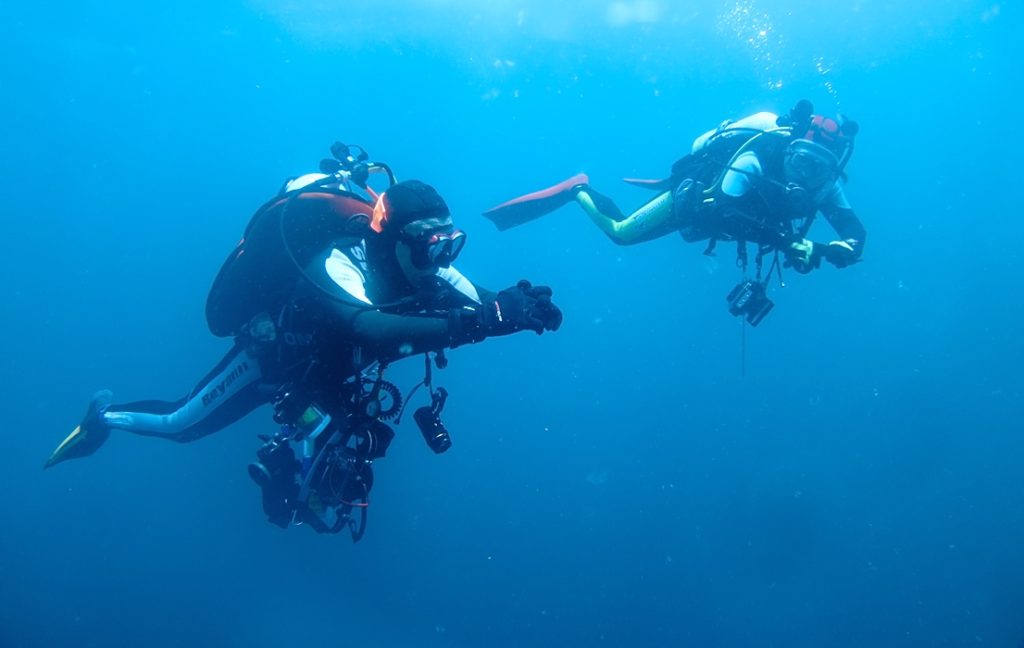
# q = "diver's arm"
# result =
<box><xmin>311</xmin><ymin>246</ymin><xmax>462</xmax><ymax>359</ymax></box>
<box><xmin>332</xmin><ymin>292</ymin><xmax>546</xmax><ymax>361</ymax></box>
<box><xmin>315</xmin><ymin>249</ymin><xmax>554</xmax><ymax>361</ymax></box>
<box><xmin>821</xmin><ymin>206</ymin><xmax>866</xmax><ymax>258</ymax></box>
<box><xmin>436</xmin><ymin>265</ymin><xmax>492</xmax><ymax>305</ymax></box>
<box><xmin>345</xmin><ymin>306</ymin><xmax>459</xmax><ymax>360</ymax></box>
<box><xmin>820</xmin><ymin>185</ymin><xmax>866</xmax><ymax>259</ymax></box>
<box><xmin>717</xmin><ymin>151</ymin><xmax>761</xmax><ymax>198</ymax></box>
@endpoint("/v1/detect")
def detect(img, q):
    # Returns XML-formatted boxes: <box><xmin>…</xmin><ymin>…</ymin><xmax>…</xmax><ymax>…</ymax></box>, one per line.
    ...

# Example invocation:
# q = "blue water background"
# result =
<box><xmin>2</xmin><ymin>1</ymin><xmax>1021</xmax><ymax>646</ymax></box>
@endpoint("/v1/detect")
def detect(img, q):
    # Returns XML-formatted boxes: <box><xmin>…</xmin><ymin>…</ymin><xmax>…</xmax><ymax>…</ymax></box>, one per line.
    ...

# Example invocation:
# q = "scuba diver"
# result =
<box><xmin>484</xmin><ymin>100</ymin><xmax>866</xmax><ymax>326</ymax></box>
<box><xmin>44</xmin><ymin>142</ymin><xmax>563</xmax><ymax>541</ymax></box>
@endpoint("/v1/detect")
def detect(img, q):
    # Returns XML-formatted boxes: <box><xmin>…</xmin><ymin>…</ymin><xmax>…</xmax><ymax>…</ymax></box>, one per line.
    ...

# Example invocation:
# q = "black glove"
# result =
<box><xmin>516</xmin><ymin>280</ymin><xmax>563</xmax><ymax>333</ymax></box>
<box><xmin>783</xmin><ymin>238</ymin><xmax>822</xmax><ymax>274</ymax></box>
<box><xmin>822</xmin><ymin>240</ymin><xmax>858</xmax><ymax>268</ymax></box>
<box><xmin>449</xmin><ymin>280</ymin><xmax>563</xmax><ymax>345</ymax></box>
<box><xmin>487</xmin><ymin>280</ymin><xmax>563</xmax><ymax>335</ymax></box>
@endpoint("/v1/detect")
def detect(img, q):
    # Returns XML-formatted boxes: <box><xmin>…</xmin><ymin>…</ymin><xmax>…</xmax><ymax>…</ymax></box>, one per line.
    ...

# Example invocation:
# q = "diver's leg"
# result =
<box><xmin>45</xmin><ymin>343</ymin><xmax>269</xmax><ymax>468</ymax></box>
<box><xmin>105</xmin><ymin>343</ymin><xmax>267</xmax><ymax>443</ymax></box>
<box><xmin>575</xmin><ymin>189</ymin><xmax>677</xmax><ymax>246</ymax></box>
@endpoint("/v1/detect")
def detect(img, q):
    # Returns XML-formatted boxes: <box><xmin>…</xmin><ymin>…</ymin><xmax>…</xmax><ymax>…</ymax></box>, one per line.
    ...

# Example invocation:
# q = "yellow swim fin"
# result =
<box><xmin>44</xmin><ymin>390</ymin><xmax>113</xmax><ymax>469</ymax></box>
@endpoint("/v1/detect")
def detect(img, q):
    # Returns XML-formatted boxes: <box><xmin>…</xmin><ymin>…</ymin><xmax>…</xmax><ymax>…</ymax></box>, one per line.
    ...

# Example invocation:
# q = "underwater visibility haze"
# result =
<box><xmin>1</xmin><ymin>1</ymin><xmax>1021</xmax><ymax>646</ymax></box>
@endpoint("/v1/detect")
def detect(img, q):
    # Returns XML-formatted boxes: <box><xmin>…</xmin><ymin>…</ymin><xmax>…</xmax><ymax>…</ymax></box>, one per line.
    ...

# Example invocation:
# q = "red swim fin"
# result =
<box><xmin>483</xmin><ymin>173</ymin><xmax>589</xmax><ymax>230</ymax></box>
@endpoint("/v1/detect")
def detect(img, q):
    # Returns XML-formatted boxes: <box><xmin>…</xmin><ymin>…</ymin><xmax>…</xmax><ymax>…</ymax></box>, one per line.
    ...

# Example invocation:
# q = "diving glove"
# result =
<box><xmin>450</xmin><ymin>280</ymin><xmax>563</xmax><ymax>345</ymax></box>
<box><xmin>784</xmin><ymin>238</ymin><xmax>820</xmax><ymax>274</ymax></box>
<box><xmin>822</xmin><ymin>240</ymin><xmax>858</xmax><ymax>268</ymax></box>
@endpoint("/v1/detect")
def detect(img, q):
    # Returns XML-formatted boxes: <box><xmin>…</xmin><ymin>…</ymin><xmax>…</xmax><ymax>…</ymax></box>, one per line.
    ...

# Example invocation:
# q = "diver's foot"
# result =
<box><xmin>44</xmin><ymin>390</ymin><xmax>114</xmax><ymax>470</ymax></box>
<box><xmin>482</xmin><ymin>173</ymin><xmax>590</xmax><ymax>230</ymax></box>
<box><xmin>566</xmin><ymin>174</ymin><xmax>591</xmax><ymax>194</ymax></box>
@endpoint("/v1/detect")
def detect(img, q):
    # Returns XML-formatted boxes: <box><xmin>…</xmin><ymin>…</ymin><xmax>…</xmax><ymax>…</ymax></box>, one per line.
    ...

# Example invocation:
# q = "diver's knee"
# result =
<box><xmin>607</xmin><ymin>230</ymin><xmax>640</xmax><ymax>246</ymax></box>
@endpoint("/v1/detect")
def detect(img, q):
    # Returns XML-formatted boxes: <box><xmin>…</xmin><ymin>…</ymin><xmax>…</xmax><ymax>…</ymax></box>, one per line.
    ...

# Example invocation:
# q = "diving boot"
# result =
<box><xmin>482</xmin><ymin>173</ymin><xmax>589</xmax><ymax>230</ymax></box>
<box><xmin>44</xmin><ymin>390</ymin><xmax>114</xmax><ymax>469</ymax></box>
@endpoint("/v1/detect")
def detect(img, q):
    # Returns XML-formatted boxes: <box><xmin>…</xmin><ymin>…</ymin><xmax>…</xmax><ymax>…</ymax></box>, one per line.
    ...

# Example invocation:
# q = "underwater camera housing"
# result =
<box><xmin>726</xmin><ymin>280</ymin><xmax>774</xmax><ymax>327</ymax></box>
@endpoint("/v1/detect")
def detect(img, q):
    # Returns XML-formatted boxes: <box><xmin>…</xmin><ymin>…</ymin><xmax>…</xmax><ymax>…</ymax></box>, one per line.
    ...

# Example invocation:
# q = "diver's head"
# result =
<box><xmin>370</xmin><ymin>180</ymin><xmax>467</xmax><ymax>284</ymax></box>
<box><xmin>783</xmin><ymin>138</ymin><xmax>840</xmax><ymax>191</ymax></box>
<box><xmin>779</xmin><ymin>100</ymin><xmax>857</xmax><ymax>167</ymax></box>
<box><xmin>803</xmin><ymin>114</ymin><xmax>857</xmax><ymax>168</ymax></box>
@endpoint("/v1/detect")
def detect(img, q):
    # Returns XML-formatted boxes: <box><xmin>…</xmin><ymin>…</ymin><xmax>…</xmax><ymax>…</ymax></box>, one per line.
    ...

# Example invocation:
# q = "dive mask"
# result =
<box><xmin>400</xmin><ymin>218</ymin><xmax>467</xmax><ymax>269</ymax></box>
<box><xmin>784</xmin><ymin>138</ymin><xmax>839</xmax><ymax>190</ymax></box>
